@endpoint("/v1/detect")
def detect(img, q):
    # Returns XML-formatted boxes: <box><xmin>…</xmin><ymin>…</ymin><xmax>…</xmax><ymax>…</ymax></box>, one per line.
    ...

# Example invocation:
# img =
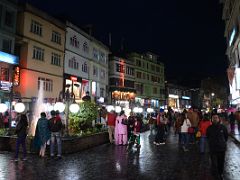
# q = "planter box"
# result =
<box><xmin>0</xmin><ymin>132</ymin><xmax>109</xmax><ymax>154</ymax></box>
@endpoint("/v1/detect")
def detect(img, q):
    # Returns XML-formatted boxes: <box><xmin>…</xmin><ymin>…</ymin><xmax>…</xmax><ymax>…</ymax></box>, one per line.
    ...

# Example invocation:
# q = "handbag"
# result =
<box><xmin>188</xmin><ymin>127</ymin><xmax>194</xmax><ymax>134</ymax></box>
<box><xmin>196</xmin><ymin>131</ymin><xmax>201</xmax><ymax>138</ymax></box>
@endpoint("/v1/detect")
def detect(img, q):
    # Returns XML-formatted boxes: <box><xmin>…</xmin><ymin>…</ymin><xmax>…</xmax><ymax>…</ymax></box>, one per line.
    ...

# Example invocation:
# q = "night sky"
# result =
<box><xmin>22</xmin><ymin>0</ymin><xmax>228</xmax><ymax>87</ymax></box>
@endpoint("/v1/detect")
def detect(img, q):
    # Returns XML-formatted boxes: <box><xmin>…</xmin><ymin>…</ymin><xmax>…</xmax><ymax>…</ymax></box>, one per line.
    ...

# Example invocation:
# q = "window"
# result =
<box><xmin>160</xmin><ymin>89</ymin><xmax>165</xmax><ymax>95</ymax></box>
<box><xmin>93</xmin><ymin>48</ymin><xmax>99</xmax><ymax>60</ymax></box>
<box><xmin>142</xmin><ymin>73</ymin><xmax>146</xmax><ymax>79</ymax></box>
<box><xmin>2</xmin><ymin>39</ymin><xmax>12</xmax><ymax>53</ymax></box>
<box><xmin>136</xmin><ymin>71</ymin><xmax>142</xmax><ymax>78</ymax></box>
<box><xmin>99</xmin><ymin>51</ymin><xmax>106</xmax><ymax>63</ymax></box>
<box><xmin>156</xmin><ymin>66</ymin><xmax>160</xmax><ymax>72</ymax></box>
<box><xmin>51</xmin><ymin>31</ymin><xmax>61</xmax><ymax>44</ymax></box>
<box><xmin>68</xmin><ymin>57</ymin><xmax>79</xmax><ymax>70</ymax></box>
<box><xmin>126</xmin><ymin>66</ymin><xmax>134</xmax><ymax>76</ymax></box>
<box><xmin>5</xmin><ymin>10</ymin><xmax>14</xmax><ymax>27</ymax></box>
<box><xmin>0</xmin><ymin>68</ymin><xmax>9</xmax><ymax>81</ymax></box>
<box><xmin>83</xmin><ymin>41</ymin><xmax>89</xmax><ymax>53</ymax></box>
<box><xmin>38</xmin><ymin>77</ymin><xmax>53</xmax><ymax>92</ymax></box>
<box><xmin>51</xmin><ymin>53</ymin><xmax>61</xmax><ymax>66</ymax></box>
<box><xmin>93</xmin><ymin>66</ymin><xmax>98</xmax><ymax>76</ymax></box>
<box><xmin>30</xmin><ymin>20</ymin><xmax>42</xmax><ymax>36</ymax></box>
<box><xmin>100</xmin><ymin>88</ymin><xmax>104</xmax><ymax>97</ymax></box>
<box><xmin>70</xmin><ymin>35</ymin><xmax>79</xmax><ymax>48</ymax></box>
<box><xmin>33</xmin><ymin>46</ymin><xmax>44</xmax><ymax>61</ymax></box>
<box><xmin>116</xmin><ymin>63</ymin><xmax>124</xmax><ymax>73</ymax></box>
<box><xmin>82</xmin><ymin>62</ymin><xmax>88</xmax><ymax>73</ymax></box>
<box><xmin>147</xmin><ymin>74</ymin><xmax>149</xmax><ymax>80</ymax></box>
<box><xmin>151</xmin><ymin>64</ymin><xmax>155</xmax><ymax>71</ymax></box>
<box><xmin>136</xmin><ymin>60</ymin><xmax>141</xmax><ymax>67</ymax></box>
<box><xmin>153</xmin><ymin>87</ymin><xmax>157</xmax><ymax>94</ymax></box>
<box><xmin>100</xmin><ymin>69</ymin><xmax>106</xmax><ymax>79</ymax></box>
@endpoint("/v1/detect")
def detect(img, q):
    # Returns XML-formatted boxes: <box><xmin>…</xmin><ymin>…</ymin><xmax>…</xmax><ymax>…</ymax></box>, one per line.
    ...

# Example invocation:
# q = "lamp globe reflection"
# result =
<box><xmin>0</xmin><ymin>103</ymin><xmax>8</xmax><ymax>113</ymax></box>
<box><xmin>69</xmin><ymin>103</ymin><xmax>80</xmax><ymax>113</ymax></box>
<box><xmin>14</xmin><ymin>102</ymin><xmax>25</xmax><ymax>113</ymax></box>
<box><xmin>54</xmin><ymin>102</ymin><xmax>65</xmax><ymax>113</ymax></box>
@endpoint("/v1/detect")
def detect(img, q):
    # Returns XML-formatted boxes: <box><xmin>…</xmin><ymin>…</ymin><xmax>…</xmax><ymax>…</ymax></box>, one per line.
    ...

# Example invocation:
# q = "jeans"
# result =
<box><xmin>15</xmin><ymin>135</ymin><xmax>27</xmax><ymax>159</ymax></box>
<box><xmin>181</xmin><ymin>133</ymin><xmax>189</xmax><ymax>148</ymax></box>
<box><xmin>155</xmin><ymin>125</ymin><xmax>165</xmax><ymax>143</ymax></box>
<box><xmin>50</xmin><ymin>132</ymin><xmax>62</xmax><ymax>157</ymax></box>
<box><xmin>200</xmin><ymin>136</ymin><xmax>207</xmax><ymax>153</ymax></box>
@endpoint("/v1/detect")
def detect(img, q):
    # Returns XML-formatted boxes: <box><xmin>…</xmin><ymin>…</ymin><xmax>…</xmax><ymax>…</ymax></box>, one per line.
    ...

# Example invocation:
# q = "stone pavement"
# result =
<box><xmin>0</xmin><ymin>130</ymin><xmax>240</xmax><ymax>180</ymax></box>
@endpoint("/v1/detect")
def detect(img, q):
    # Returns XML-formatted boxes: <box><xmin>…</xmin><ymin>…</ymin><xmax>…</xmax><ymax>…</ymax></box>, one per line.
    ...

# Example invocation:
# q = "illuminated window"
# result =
<box><xmin>0</xmin><ymin>68</ymin><xmax>9</xmax><ymax>81</ymax></box>
<box><xmin>116</xmin><ymin>63</ymin><xmax>124</xmax><ymax>73</ymax></box>
<box><xmin>33</xmin><ymin>46</ymin><xmax>44</xmax><ymax>61</ymax></box>
<box><xmin>51</xmin><ymin>53</ymin><xmax>61</xmax><ymax>66</ymax></box>
<box><xmin>51</xmin><ymin>31</ymin><xmax>61</xmax><ymax>44</ymax></box>
<box><xmin>38</xmin><ymin>77</ymin><xmax>53</xmax><ymax>92</ymax></box>
<box><xmin>30</xmin><ymin>20</ymin><xmax>42</xmax><ymax>36</ymax></box>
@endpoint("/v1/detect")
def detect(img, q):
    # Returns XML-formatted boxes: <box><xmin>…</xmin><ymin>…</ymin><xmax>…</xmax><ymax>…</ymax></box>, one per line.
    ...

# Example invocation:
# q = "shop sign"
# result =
<box><xmin>169</xmin><ymin>94</ymin><xmax>179</xmax><ymax>98</ymax></box>
<box><xmin>0</xmin><ymin>51</ymin><xmax>19</xmax><ymax>64</ymax></box>
<box><xmin>182</xmin><ymin>96</ymin><xmax>190</xmax><ymax>100</ymax></box>
<box><xmin>0</xmin><ymin>81</ymin><xmax>12</xmax><ymax>91</ymax></box>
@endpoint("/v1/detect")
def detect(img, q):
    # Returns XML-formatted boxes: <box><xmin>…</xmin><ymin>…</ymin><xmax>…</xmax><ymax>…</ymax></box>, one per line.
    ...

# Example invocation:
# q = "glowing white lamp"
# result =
<box><xmin>0</xmin><ymin>103</ymin><xmax>8</xmax><ymax>113</ymax></box>
<box><xmin>15</xmin><ymin>102</ymin><xmax>25</xmax><ymax>113</ymax></box>
<box><xmin>69</xmin><ymin>103</ymin><xmax>80</xmax><ymax>113</ymax></box>
<box><xmin>133</xmin><ymin>107</ymin><xmax>139</xmax><ymax>113</ymax></box>
<box><xmin>54</xmin><ymin>102</ymin><xmax>65</xmax><ymax>113</ymax></box>
<box><xmin>115</xmin><ymin>106</ymin><xmax>121</xmax><ymax>113</ymax></box>
<box><xmin>147</xmin><ymin>108</ymin><xmax>154</xmax><ymax>113</ymax></box>
<box><xmin>106</xmin><ymin>105</ymin><xmax>114</xmax><ymax>112</ymax></box>
<box><xmin>138</xmin><ymin>107</ymin><xmax>143</xmax><ymax>113</ymax></box>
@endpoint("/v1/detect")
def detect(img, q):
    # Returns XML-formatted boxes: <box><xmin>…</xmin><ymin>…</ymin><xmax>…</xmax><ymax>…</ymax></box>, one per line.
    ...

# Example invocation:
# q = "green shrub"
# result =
<box><xmin>0</xmin><ymin>128</ymin><xmax>8</xmax><ymax>136</ymax></box>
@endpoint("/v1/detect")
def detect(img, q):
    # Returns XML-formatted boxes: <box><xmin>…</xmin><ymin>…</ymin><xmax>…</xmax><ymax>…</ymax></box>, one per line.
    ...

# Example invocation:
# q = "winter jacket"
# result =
<box><xmin>180</xmin><ymin>118</ymin><xmax>191</xmax><ymax>133</ymax></box>
<box><xmin>49</xmin><ymin>117</ymin><xmax>62</xmax><ymax>132</ymax></box>
<box><xmin>199</xmin><ymin>120</ymin><xmax>211</xmax><ymax>136</ymax></box>
<box><xmin>15</xmin><ymin>117</ymin><xmax>28</xmax><ymax>137</ymax></box>
<box><xmin>206</xmin><ymin>123</ymin><xmax>228</xmax><ymax>153</ymax></box>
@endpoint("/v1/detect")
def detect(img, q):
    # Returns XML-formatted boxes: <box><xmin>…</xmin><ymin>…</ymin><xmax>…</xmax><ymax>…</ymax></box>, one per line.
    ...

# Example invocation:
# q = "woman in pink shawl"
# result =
<box><xmin>115</xmin><ymin>111</ymin><xmax>128</xmax><ymax>145</ymax></box>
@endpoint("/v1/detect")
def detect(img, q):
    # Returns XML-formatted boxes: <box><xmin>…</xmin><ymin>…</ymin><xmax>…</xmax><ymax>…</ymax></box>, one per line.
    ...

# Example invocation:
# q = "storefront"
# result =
<box><xmin>64</xmin><ymin>74</ymin><xmax>82</xmax><ymax>101</ymax></box>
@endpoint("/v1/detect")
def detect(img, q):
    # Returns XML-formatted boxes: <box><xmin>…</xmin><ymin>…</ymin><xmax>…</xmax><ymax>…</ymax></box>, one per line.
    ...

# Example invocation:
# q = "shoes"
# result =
<box><xmin>57</xmin><ymin>155</ymin><xmax>62</xmax><ymax>160</ymax></box>
<box><xmin>22</xmin><ymin>158</ymin><xmax>27</xmax><ymax>161</ymax></box>
<box><xmin>160</xmin><ymin>142</ymin><xmax>165</xmax><ymax>145</ymax></box>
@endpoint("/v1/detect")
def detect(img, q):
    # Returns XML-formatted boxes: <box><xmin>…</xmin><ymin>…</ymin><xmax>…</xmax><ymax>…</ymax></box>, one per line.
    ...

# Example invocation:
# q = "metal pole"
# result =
<box><xmin>65</xmin><ymin>100</ymin><xmax>69</xmax><ymax>136</ymax></box>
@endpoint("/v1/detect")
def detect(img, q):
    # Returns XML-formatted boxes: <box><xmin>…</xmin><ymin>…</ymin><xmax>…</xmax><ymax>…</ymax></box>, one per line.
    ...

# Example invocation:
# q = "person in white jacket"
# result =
<box><xmin>180</xmin><ymin>113</ymin><xmax>191</xmax><ymax>152</ymax></box>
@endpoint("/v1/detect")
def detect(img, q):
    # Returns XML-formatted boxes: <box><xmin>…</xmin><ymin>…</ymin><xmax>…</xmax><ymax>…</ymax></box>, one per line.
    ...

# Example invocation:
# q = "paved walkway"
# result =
<box><xmin>0</xmin><ymin>130</ymin><xmax>240</xmax><ymax>180</ymax></box>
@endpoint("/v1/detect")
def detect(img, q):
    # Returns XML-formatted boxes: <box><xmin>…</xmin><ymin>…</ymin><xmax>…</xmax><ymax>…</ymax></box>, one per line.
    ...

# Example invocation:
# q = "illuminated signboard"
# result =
<box><xmin>0</xmin><ymin>51</ymin><xmax>19</xmax><ymax>64</ymax></box>
<box><xmin>182</xmin><ymin>96</ymin><xmax>190</xmax><ymax>100</ymax></box>
<box><xmin>70</xmin><ymin>76</ymin><xmax>77</xmax><ymax>81</ymax></box>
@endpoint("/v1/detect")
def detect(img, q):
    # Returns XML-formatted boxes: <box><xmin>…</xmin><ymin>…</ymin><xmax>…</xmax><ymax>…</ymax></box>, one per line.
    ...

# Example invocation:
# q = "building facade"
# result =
<box><xmin>0</xmin><ymin>0</ymin><xmax>18</xmax><ymax>105</ymax></box>
<box><xmin>108</xmin><ymin>55</ymin><xmax>136</xmax><ymax>108</ymax></box>
<box><xmin>127</xmin><ymin>52</ymin><xmax>165</xmax><ymax>109</ymax></box>
<box><xmin>64</xmin><ymin>22</ymin><xmax>109</xmax><ymax>103</ymax></box>
<box><xmin>220</xmin><ymin>0</ymin><xmax>240</xmax><ymax>107</ymax></box>
<box><xmin>15</xmin><ymin>4</ymin><xmax>65</xmax><ymax>110</ymax></box>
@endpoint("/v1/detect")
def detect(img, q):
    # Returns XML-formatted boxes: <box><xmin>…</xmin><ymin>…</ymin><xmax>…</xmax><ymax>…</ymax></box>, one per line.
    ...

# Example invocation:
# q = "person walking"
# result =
<box><xmin>106</xmin><ymin>110</ymin><xmax>116</xmax><ymax>144</ymax></box>
<box><xmin>34</xmin><ymin>112</ymin><xmax>50</xmax><ymax>158</ymax></box>
<box><xmin>198</xmin><ymin>114</ymin><xmax>211</xmax><ymax>154</ymax></box>
<box><xmin>14</xmin><ymin>114</ymin><xmax>28</xmax><ymax>161</ymax></box>
<box><xmin>148</xmin><ymin>113</ymin><xmax>155</xmax><ymax>134</ymax></box>
<box><xmin>49</xmin><ymin>110</ymin><xmax>63</xmax><ymax>159</ymax></box>
<box><xmin>154</xmin><ymin>110</ymin><xmax>166</xmax><ymax>145</ymax></box>
<box><xmin>207</xmin><ymin>114</ymin><xmax>228</xmax><ymax>180</ymax></box>
<box><xmin>114</xmin><ymin>111</ymin><xmax>128</xmax><ymax>145</ymax></box>
<box><xmin>229</xmin><ymin>112</ymin><xmax>235</xmax><ymax>134</ymax></box>
<box><xmin>187</xmin><ymin>108</ymin><xmax>199</xmax><ymax>144</ymax></box>
<box><xmin>127</xmin><ymin>112</ymin><xmax>135</xmax><ymax>140</ymax></box>
<box><xmin>180</xmin><ymin>113</ymin><xmax>191</xmax><ymax>152</ymax></box>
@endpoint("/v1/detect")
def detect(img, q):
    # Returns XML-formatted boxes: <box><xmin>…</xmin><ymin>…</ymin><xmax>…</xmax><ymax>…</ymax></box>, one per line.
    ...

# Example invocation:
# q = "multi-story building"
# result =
<box><xmin>15</xmin><ymin>4</ymin><xmax>65</xmax><ymax>110</ymax></box>
<box><xmin>64</xmin><ymin>22</ymin><xmax>109</xmax><ymax>103</ymax></box>
<box><xmin>165</xmin><ymin>83</ymin><xmax>192</xmax><ymax>110</ymax></box>
<box><xmin>220</xmin><ymin>0</ymin><xmax>240</xmax><ymax>107</ymax></box>
<box><xmin>127</xmin><ymin>52</ymin><xmax>165</xmax><ymax>109</ymax></box>
<box><xmin>0</xmin><ymin>0</ymin><xmax>18</xmax><ymax>105</ymax></box>
<box><xmin>108</xmin><ymin>55</ymin><xmax>136</xmax><ymax>107</ymax></box>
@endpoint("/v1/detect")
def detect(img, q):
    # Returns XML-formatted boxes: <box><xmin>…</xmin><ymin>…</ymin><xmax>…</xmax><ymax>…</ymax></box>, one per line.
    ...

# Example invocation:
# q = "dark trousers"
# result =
<box><xmin>155</xmin><ymin>125</ymin><xmax>165</xmax><ymax>143</ymax></box>
<box><xmin>15</xmin><ymin>135</ymin><xmax>27</xmax><ymax>159</ymax></box>
<box><xmin>210</xmin><ymin>152</ymin><xmax>225</xmax><ymax>179</ymax></box>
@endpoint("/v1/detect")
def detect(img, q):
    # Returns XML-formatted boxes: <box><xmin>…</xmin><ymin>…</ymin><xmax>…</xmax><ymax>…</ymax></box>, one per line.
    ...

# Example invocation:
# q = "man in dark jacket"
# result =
<box><xmin>49</xmin><ymin>110</ymin><xmax>62</xmax><ymax>158</ymax></box>
<box><xmin>15</xmin><ymin>114</ymin><xmax>28</xmax><ymax>161</ymax></box>
<box><xmin>206</xmin><ymin>114</ymin><xmax>228</xmax><ymax>180</ymax></box>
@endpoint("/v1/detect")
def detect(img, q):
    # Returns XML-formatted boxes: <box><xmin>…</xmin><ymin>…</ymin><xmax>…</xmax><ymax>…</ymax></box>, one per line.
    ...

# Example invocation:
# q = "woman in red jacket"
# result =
<box><xmin>199</xmin><ymin>113</ymin><xmax>212</xmax><ymax>153</ymax></box>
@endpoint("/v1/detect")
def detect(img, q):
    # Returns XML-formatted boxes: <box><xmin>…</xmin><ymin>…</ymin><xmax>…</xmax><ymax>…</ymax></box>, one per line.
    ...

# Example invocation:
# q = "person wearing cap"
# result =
<box><xmin>49</xmin><ymin>110</ymin><xmax>62</xmax><ymax>159</ymax></box>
